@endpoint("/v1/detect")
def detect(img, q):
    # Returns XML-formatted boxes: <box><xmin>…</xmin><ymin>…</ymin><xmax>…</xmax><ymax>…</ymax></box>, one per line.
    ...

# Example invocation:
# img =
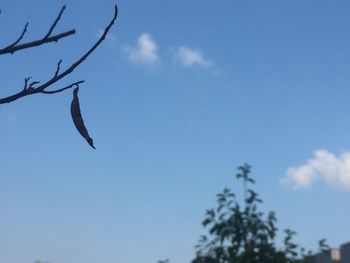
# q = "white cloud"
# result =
<box><xmin>124</xmin><ymin>33</ymin><xmax>159</xmax><ymax>65</ymax></box>
<box><xmin>281</xmin><ymin>149</ymin><xmax>350</xmax><ymax>191</ymax></box>
<box><xmin>175</xmin><ymin>46</ymin><xmax>212</xmax><ymax>68</ymax></box>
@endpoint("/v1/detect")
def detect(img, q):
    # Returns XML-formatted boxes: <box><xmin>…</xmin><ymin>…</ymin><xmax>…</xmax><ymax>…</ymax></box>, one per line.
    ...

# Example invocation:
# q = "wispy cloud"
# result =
<box><xmin>281</xmin><ymin>149</ymin><xmax>350</xmax><ymax>191</ymax></box>
<box><xmin>124</xmin><ymin>33</ymin><xmax>159</xmax><ymax>65</ymax></box>
<box><xmin>175</xmin><ymin>46</ymin><xmax>212</xmax><ymax>68</ymax></box>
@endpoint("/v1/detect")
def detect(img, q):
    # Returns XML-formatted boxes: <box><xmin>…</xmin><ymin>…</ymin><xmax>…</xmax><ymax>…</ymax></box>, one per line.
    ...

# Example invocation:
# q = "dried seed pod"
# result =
<box><xmin>71</xmin><ymin>87</ymin><xmax>96</xmax><ymax>149</ymax></box>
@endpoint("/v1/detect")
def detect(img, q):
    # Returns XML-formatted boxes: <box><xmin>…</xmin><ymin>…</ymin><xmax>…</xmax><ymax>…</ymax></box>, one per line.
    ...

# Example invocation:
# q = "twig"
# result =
<box><xmin>44</xmin><ymin>5</ymin><xmax>66</xmax><ymax>39</ymax></box>
<box><xmin>28</xmin><ymin>81</ymin><xmax>40</xmax><ymax>89</ymax></box>
<box><xmin>55</xmin><ymin>59</ymin><xmax>63</xmax><ymax>77</ymax></box>
<box><xmin>4</xmin><ymin>22</ymin><xmax>29</xmax><ymax>50</ymax></box>
<box><xmin>41</xmin><ymin>80</ymin><xmax>85</xmax><ymax>94</ymax></box>
<box><xmin>23</xmin><ymin>77</ymin><xmax>32</xmax><ymax>91</ymax></box>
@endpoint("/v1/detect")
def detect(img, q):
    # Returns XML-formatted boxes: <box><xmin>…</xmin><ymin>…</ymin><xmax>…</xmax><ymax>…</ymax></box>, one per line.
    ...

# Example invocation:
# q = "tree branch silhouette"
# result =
<box><xmin>0</xmin><ymin>5</ymin><xmax>75</xmax><ymax>55</ymax></box>
<box><xmin>0</xmin><ymin>4</ymin><xmax>118</xmax><ymax>104</ymax></box>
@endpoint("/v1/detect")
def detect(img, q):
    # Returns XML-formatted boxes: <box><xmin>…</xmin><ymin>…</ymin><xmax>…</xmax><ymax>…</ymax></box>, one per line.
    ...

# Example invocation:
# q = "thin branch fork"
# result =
<box><xmin>0</xmin><ymin>5</ymin><xmax>75</xmax><ymax>55</ymax></box>
<box><xmin>0</xmin><ymin>4</ymin><xmax>118</xmax><ymax>104</ymax></box>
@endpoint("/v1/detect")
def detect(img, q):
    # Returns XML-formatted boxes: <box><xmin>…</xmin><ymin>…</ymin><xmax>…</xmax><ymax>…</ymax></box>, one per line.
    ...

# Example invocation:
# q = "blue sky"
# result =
<box><xmin>1</xmin><ymin>0</ymin><xmax>350</xmax><ymax>262</ymax></box>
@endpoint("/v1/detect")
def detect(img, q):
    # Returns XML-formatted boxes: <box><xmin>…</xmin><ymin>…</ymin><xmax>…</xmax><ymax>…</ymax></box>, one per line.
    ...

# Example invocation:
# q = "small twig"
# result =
<box><xmin>55</xmin><ymin>59</ymin><xmax>63</xmax><ymax>77</ymax></box>
<box><xmin>4</xmin><ymin>22</ymin><xmax>29</xmax><ymax>50</ymax></box>
<box><xmin>41</xmin><ymin>80</ymin><xmax>85</xmax><ymax>94</ymax></box>
<box><xmin>29</xmin><ymin>81</ymin><xmax>40</xmax><ymax>89</ymax></box>
<box><xmin>23</xmin><ymin>77</ymin><xmax>32</xmax><ymax>91</ymax></box>
<box><xmin>44</xmin><ymin>5</ymin><xmax>66</xmax><ymax>39</ymax></box>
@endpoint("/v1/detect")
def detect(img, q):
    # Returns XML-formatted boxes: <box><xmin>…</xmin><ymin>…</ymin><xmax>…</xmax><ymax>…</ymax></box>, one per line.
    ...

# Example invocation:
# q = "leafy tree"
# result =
<box><xmin>0</xmin><ymin>4</ymin><xmax>118</xmax><ymax>148</ymax></box>
<box><xmin>191</xmin><ymin>164</ymin><xmax>316</xmax><ymax>263</ymax></box>
<box><xmin>157</xmin><ymin>164</ymin><xmax>333</xmax><ymax>263</ymax></box>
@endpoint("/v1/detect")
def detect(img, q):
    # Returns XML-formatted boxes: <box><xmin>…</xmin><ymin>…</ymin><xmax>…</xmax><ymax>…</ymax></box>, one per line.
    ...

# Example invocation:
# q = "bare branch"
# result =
<box><xmin>41</xmin><ymin>4</ymin><xmax>118</xmax><ymax>89</ymax></box>
<box><xmin>41</xmin><ymin>80</ymin><xmax>85</xmax><ymax>94</ymax></box>
<box><xmin>0</xmin><ymin>5</ymin><xmax>74</xmax><ymax>55</ymax></box>
<box><xmin>0</xmin><ymin>4</ymin><xmax>118</xmax><ymax>104</ymax></box>
<box><xmin>0</xmin><ymin>30</ymin><xmax>75</xmax><ymax>55</ymax></box>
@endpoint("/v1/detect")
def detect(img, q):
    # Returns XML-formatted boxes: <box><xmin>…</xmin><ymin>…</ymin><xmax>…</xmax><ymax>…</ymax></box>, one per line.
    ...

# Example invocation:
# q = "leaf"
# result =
<box><xmin>71</xmin><ymin>87</ymin><xmax>96</xmax><ymax>149</ymax></box>
<box><xmin>247</xmin><ymin>178</ymin><xmax>255</xmax><ymax>184</ymax></box>
<box><xmin>202</xmin><ymin>218</ymin><xmax>212</xmax><ymax>226</ymax></box>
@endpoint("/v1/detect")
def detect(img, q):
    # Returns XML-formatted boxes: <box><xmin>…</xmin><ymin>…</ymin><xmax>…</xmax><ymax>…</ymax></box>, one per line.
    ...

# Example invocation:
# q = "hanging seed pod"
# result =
<box><xmin>71</xmin><ymin>87</ymin><xmax>96</xmax><ymax>149</ymax></box>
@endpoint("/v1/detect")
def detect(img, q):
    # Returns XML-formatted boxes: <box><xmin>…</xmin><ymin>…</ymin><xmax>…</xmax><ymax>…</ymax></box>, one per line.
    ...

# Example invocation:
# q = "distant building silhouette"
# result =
<box><xmin>314</xmin><ymin>242</ymin><xmax>350</xmax><ymax>262</ymax></box>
